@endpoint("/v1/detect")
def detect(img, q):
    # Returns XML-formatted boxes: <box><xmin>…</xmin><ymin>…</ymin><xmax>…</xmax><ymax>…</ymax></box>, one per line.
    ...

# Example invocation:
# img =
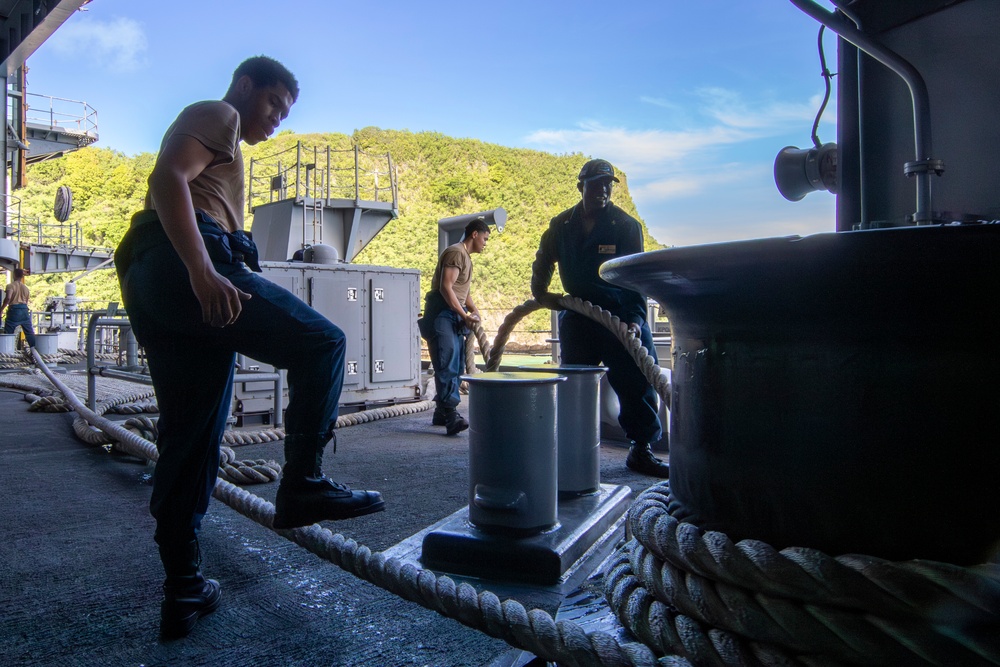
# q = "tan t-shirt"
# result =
<box><xmin>4</xmin><ymin>281</ymin><xmax>29</xmax><ymax>306</ymax></box>
<box><xmin>430</xmin><ymin>243</ymin><xmax>473</xmax><ymax>307</ymax></box>
<box><xmin>144</xmin><ymin>101</ymin><xmax>244</xmax><ymax>232</ymax></box>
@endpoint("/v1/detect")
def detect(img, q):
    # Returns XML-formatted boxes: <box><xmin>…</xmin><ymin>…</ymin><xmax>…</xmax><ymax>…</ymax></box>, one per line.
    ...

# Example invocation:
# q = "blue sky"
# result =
<box><xmin>25</xmin><ymin>0</ymin><xmax>838</xmax><ymax>247</ymax></box>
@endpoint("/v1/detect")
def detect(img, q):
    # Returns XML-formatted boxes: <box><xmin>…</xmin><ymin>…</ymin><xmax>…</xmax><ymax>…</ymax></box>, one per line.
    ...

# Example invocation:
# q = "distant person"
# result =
<box><xmin>419</xmin><ymin>218</ymin><xmax>490</xmax><ymax>435</ymax></box>
<box><xmin>114</xmin><ymin>56</ymin><xmax>384</xmax><ymax>640</ymax></box>
<box><xmin>1</xmin><ymin>268</ymin><xmax>36</xmax><ymax>347</ymax></box>
<box><xmin>530</xmin><ymin>159</ymin><xmax>668</xmax><ymax>478</ymax></box>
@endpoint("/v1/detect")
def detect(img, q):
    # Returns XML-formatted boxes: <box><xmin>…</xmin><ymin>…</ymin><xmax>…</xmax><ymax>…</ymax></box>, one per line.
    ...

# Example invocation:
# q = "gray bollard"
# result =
<box><xmin>0</xmin><ymin>334</ymin><xmax>15</xmax><ymax>354</ymax></box>
<box><xmin>32</xmin><ymin>333</ymin><xmax>59</xmax><ymax>355</ymax></box>
<box><xmin>463</xmin><ymin>371</ymin><xmax>565</xmax><ymax>535</ymax></box>
<box><xmin>518</xmin><ymin>365</ymin><xmax>607</xmax><ymax>497</ymax></box>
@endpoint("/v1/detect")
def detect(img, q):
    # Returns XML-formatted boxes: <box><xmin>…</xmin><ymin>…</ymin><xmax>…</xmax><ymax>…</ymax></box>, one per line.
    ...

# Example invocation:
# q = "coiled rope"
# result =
<box><xmin>0</xmin><ymin>348</ymin><xmax>71</xmax><ymax>369</ymax></box>
<box><xmin>24</xmin><ymin>298</ymin><xmax>1000</xmax><ymax>665</ymax></box>
<box><xmin>27</xmin><ymin>346</ymin><xmax>662</xmax><ymax>667</ymax></box>
<box><xmin>477</xmin><ymin>296</ymin><xmax>1000</xmax><ymax>664</ymax></box>
<box><xmin>606</xmin><ymin>483</ymin><xmax>1000</xmax><ymax>665</ymax></box>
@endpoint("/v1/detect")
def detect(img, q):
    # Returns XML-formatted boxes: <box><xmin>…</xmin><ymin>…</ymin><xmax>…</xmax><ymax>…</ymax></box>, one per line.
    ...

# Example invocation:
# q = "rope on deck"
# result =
<box><xmin>607</xmin><ymin>483</ymin><xmax>1000</xmax><ymax>665</ymax></box>
<box><xmin>28</xmin><ymin>300</ymin><xmax>1000</xmax><ymax>665</ymax></box>
<box><xmin>27</xmin><ymin>346</ymin><xmax>664</xmax><ymax>667</ymax></box>
<box><xmin>478</xmin><ymin>296</ymin><xmax>669</xmax><ymax>410</ymax></box>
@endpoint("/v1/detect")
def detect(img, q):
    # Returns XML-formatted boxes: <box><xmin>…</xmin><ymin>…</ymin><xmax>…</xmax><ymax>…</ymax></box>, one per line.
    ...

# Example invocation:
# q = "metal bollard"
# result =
<box><xmin>463</xmin><ymin>371</ymin><xmax>565</xmax><ymax>535</ymax></box>
<box><xmin>518</xmin><ymin>365</ymin><xmax>607</xmax><ymax>496</ymax></box>
<box><xmin>32</xmin><ymin>333</ymin><xmax>59</xmax><ymax>355</ymax></box>
<box><xmin>0</xmin><ymin>333</ymin><xmax>15</xmax><ymax>354</ymax></box>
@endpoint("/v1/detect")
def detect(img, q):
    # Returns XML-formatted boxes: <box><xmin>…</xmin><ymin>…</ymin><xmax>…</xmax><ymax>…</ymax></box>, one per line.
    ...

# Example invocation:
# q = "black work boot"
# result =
<box><xmin>273</xmin><ymin>433</ymin><xmax>385</xmax><ymax>530</ymax></box>
<box><xmin>625</xmin><ymin>441</ymin><xmax>670</xmax><ymax>478</ymax></box>
<box><xmin>444</xmin><ymin>408</ymin><xmax>469</xmax><ymax>436</ymax></box>
<box><xmin>158</xmin><ymin>538</ymin><xmax>222</xmax><ymax>640</ymax></box>
<box><xmin>432</xmin><ymin>405</ymin><xmax>447</xmax><ymax>426</ymax></box>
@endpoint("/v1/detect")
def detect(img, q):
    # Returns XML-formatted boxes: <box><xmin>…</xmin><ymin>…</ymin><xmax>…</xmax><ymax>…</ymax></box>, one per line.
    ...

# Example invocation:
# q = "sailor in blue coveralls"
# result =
<box><xmin>115</xmin><ymin>56</ymin><xmax>384</xmax><ymax>640</ymax></box>
<box><xmin>531</xmin><ymin>159</ymin><xmax>668</xmax><ymax>478</ymax></box>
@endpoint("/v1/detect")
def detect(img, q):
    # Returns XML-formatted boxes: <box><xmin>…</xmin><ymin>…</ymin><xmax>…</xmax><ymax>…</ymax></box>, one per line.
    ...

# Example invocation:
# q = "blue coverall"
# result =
<box><xmin>531</xmin><ymin>202</ymin><xmax>662</xmax><ymax>445</ymax></box>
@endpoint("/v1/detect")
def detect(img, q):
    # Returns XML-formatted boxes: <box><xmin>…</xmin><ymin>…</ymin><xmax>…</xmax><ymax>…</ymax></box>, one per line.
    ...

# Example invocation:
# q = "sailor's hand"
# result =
<box><xmin>190</xmin><ymin>266</ymin><xmax>252</xmax><ymax>327</ymax></box>
<box><xmin>463</xmin><ymin>312</ymin><xmax>480</xmax><ymax>328</ymax></box>
<box><xmin>627</xmin><ymin>323</ymin><xmax>642</xmax><ymax>338</ymax></box>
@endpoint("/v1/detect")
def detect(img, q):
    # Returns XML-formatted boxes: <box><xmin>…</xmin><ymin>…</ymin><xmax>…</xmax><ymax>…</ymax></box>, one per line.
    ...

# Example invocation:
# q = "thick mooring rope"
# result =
<box><xmin>606</xmin><ymin>483</ymin><xmax>1000</xmax><ymax>665</ymax></box>
<box><xmin>480</xmin><ymin>296</ymin><xmax>669</xmax><ymax>409</ymax></box>
<box><xmin>27</xmin><ymin>347</ymin><xmax>662</xmax><ymax>667</ymax></box>
<box><xmin>25</xmin><ymin>301</ymin><xmax>1000</xmax><ymax>665</ymax></box>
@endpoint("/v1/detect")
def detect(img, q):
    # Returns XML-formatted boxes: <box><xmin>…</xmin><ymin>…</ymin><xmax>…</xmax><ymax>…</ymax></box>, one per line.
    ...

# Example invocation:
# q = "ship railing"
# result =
<box><xmin>248</xmin><ymin>141</ymin><xmax>397</xmax><ymax>211</ymax></box>
<box><xmin>25</xmin><ymin>92</ymin><xmax>99</xmax><ymax>140</ymax></box>
<box><xmin>0</xmin><ymin>192</ymin><xmax>108</xmax><ymax>251</ymax></box>
<box><xmin>84</xmin><ymin>309</ymin><xmax>285</xmax><ymax>425</ymax></box>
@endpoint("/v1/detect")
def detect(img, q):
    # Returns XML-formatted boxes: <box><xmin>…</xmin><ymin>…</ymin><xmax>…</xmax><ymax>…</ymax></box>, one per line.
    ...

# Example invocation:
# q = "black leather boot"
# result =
<box><xmin>273</xmin><ymin>433</ymin><xmax>385</xmax><ymax>530</ymax></box>
<box><xmin>158</xmin><ymin>538</ymin><xmax>221</xmax><ymax>640</ymax></box>
<box><xmin>443</xmin><ymin>408</ymin><xmax>469</xmax><ymax>435</ymax></box>
<box><xmin>432</xmin><ymin>405</ymin><xmax>447</xmax><ymax>426</ymax></box>
<box><xmin>625</xmin><ymin>441</ymin><xmax>670</xmax><ymax>478</ymax></box>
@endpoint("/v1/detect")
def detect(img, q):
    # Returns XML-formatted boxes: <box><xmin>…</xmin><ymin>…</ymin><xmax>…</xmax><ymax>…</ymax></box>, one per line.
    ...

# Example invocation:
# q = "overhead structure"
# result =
<box><xmin>0</xmin><ymin>0</ymin><xmax>92</xmax><ymax>270</ymax></box>
<box><xmin>0</xmin><ymin>0</ymin><xmax>90</xmax><ymax>76</ymax></box>
<box><xmin>248</xmin><ymin>141</ymin><xmax>399</xmax><ymax>263</ymax></box>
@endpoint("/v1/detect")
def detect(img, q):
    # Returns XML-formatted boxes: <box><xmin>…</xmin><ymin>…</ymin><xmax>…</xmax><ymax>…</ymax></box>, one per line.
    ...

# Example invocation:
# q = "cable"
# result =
<box><xmin>811</xmin><ymin>25</ymin><xmax>836</xmax><ymax>148</ymax></box>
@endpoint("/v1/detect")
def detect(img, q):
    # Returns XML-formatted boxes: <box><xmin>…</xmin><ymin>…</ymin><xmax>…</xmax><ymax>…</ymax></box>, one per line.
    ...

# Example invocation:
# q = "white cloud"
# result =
<box><xmin>524</xmin><ymin>88</ymin><xmax>835</xmax><ymax>197</ymax></box>
<box><xmin>49</xmin><ymin>17</ymin><xmax>148</xmax><ymax>73</ymax></box>
<box><xmin>696</xmin><ymin>86</ymin><xmax>829</xmax><ymax>129</ymax></box>
<box><xmin>634</xmin><ymin>163</ymin><xmax>760</xmax><ymax>201</ymax></box>
<box><xmin>638</xmin><ymin>96</ymin><xmax>683</xmax><ymax>112</ymax></box>
<box><xmin>656</xmin><ymin>204</ymin><xmax>835</xmax><ymax>248</ymax></box>
<box><xmin>523</xmin><ymin>87</ymin><xmax>839</xmax><ymax>245</ymax></box>
<box><xmin>525</xmin><ymin>121</ymin><xmax>753</xmax><ymax>178</ymax></box>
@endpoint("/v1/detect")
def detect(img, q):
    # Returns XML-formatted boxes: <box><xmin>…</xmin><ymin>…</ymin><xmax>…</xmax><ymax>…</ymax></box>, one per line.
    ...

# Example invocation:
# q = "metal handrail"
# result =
<box><xmin>85</xmin><ymin>311</ymin><xmax>285</xmax><ymax>425</ymax></box>
<box><xmin>25</xmin><ymin>92</ymin><xmax>99</xmax><ymax>138</ymax></box>
<box><xmin>790</xmin><ymin>0</ymin><xmax>943</xmax><ymax>224</ymax></box>
<box><xmin>248</xmin><ymin>140</ymin><xmax>398</xmax><ymax>212</ymax></box>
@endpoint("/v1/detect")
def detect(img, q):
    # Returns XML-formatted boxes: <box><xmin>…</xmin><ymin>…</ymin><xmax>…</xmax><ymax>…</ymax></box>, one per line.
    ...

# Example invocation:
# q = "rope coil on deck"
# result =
<box><xmin>606</xmin><ymin>482</ymin><xmax>1000</xmax><ymax>665</ymax></box>
<box><xmin>22</xmin><ymin>298</ymin><xmax>1000</xmax><ymax>666</ymax></box>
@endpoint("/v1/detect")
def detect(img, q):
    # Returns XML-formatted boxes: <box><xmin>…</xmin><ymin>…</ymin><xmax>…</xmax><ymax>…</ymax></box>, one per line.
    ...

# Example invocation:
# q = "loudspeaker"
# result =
<box><xmin>774</xmin><ymin>143</ymin><xmax>838</xmax><ymax>201</ymax></box>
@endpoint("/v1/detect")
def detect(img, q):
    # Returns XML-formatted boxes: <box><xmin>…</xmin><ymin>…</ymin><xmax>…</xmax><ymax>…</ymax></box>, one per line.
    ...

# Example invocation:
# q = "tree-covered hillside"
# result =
<box><xmin>18</xmin><ymin>128</ymin><xmax>663</xmax><ymax>343</ymax></box>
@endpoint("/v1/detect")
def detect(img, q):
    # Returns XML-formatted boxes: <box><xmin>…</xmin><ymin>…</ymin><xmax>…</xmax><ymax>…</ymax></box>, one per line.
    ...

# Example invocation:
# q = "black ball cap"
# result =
<box><xmin>578</xmin><ymin>159</ymin><xmax>620</xmax><ymax>183</ymax></box>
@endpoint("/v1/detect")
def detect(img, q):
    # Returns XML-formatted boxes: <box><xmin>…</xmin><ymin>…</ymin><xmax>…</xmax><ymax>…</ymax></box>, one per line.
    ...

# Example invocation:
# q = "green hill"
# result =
<box><xmin>17</xmin><ymin>128</ymin><xmax>663</xmax><ymax>342</ymax></box>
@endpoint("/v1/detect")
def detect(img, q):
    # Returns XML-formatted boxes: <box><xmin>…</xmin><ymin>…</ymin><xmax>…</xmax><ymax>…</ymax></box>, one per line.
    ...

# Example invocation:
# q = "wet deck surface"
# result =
<box><xmin>0</xmin><ymin>372</ymin><xmax>661</xmax><ymax>667</ymax></box>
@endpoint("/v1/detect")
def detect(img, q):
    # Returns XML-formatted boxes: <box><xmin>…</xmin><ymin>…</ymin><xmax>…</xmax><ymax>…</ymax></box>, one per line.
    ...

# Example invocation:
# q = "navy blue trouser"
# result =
<box><xmin>427</xmin><ymin>309</ymin><xmax>466</xmax><ymax>410</ymax></box>
<box><xmin>559</xmin><ymin>310</ymin><xmax>662</xmax><ymax>444</ymax></box>
<box><xmin>4</xmin><ymin>304</ymin><xmax>36</xmax><ymax>347</ymax></box>
<box><xmin>117</xmin><ymin>217</ymin><xmax>346</xmax><ymax>544</ymax></box>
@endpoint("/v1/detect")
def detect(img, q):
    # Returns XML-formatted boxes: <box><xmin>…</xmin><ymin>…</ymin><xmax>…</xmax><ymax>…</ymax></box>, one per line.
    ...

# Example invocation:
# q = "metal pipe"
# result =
<box><xmin>790</xmin><ymin>0</ymin><xmax>941</xmax><ymax>224</ymax></box>
<box><xmin>86</xmin><ymin>312</ymin><xmax>131</xmax><ymax>410</ymax></box>
<box><xmin>91</xmin><ymin>366</ymin><xmax>153</xmax><ymax>385</ymax></box>
<box><xmin>387</xmin><ymin>153</ymin><xmax>397</xmax><ymax>209</ymax></box>
<box><xmin>354</xmin><ymin>145</ymin><xmax>360</xmax><ymax>203</ymax></box>
<box><xmin>275</xmin><ymin>369</ymin><xmax>285</xmax><ymax>427</ymax></box>
<box><xmin>247</xmin><ymin>158</ymin><xmax>255</xmax><ymax>213</ymax></box>
<box><xmin>295</xmin><ymin>141</ymin><xmax>302</xmax><ymax>200</ymax></box>
<box><xmin>233</xmin><ymin>372</ymin><xmax>281</xmax><ymax>383</ymax></box>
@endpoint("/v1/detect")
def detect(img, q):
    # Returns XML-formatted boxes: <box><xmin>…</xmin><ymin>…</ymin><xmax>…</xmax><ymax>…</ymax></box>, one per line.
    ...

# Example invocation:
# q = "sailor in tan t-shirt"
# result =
<box><xmin>420</xmin><ymin>217</ymin><xmax>491</xmax><ymax>435</ymax></box>
<box><xmin>1</xmin><ymin>268</ymin><xmax>36</xmax><ymax>347</ymax></box>
<box><xmin>113</xmin><ymin>56</ymin><xmax>384</xmax><ymax>640</ymax></box>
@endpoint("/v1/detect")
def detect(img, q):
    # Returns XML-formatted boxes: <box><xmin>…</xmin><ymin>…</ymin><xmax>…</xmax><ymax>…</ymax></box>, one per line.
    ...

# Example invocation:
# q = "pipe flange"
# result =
<box><xmin>903</xmin><ymin>158</ymin><xmax>945</xmax><ymax>176</ymax></box>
